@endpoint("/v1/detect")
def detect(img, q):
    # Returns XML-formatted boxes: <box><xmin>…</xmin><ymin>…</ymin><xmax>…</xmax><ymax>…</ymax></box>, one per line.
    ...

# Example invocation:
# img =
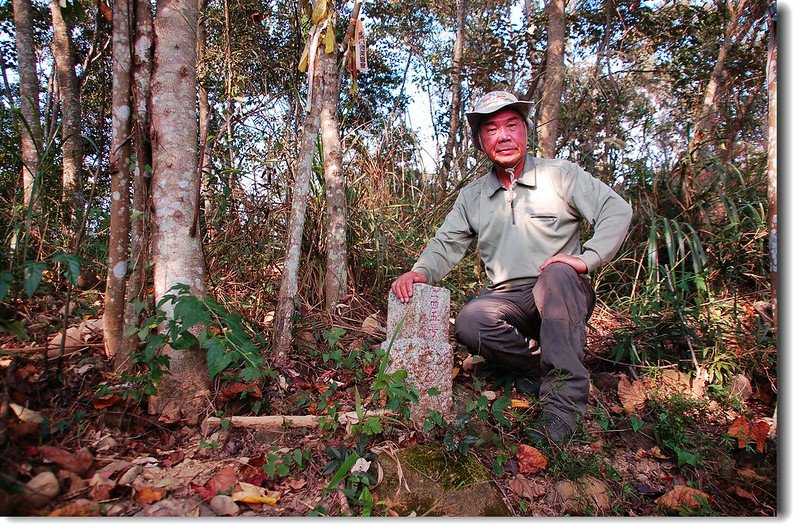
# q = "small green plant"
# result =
<box><xmin>117</xmin><ymin>284</ymin><xmax>272</xmax><ymax>400</ymax></box>
<box><xmin>369</xmin><ymin>346</ymin><xmax>418</xmax><ymax>419</ymax></box>
<box><xmin>651</xmin><ymin>395</ymin><xmax>709</xmax><ymax>470</ymax></box>
<box><xmin>322</xmin><ymin>439</ymin><xmax>377</xmax><ymax>516</ymax></box>
<box><xmin>263</xmin><ymin>447</ymin><xmax>312</xmax><ymax>479</ymax></box>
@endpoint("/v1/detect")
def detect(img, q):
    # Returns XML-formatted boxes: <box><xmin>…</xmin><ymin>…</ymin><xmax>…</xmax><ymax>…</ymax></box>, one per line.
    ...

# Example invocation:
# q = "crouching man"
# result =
<box><xmin>391</xmin><ymin>91</ymin><xmax>632</xmax><ymax>446</ymax></box>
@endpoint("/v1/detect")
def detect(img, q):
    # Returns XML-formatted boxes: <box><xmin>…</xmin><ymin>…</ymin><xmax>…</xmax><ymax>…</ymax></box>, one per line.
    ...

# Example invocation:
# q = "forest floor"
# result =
<box><xmin>0</xmin><ymin>289</ymin><xmax>778</xmax><ymax>517</ymax></box>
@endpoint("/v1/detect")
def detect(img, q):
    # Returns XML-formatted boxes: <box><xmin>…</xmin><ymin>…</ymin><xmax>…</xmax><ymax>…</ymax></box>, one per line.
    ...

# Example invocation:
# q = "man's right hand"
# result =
<box><xmin>391</xmin><ymin>271</ymin><xmax>428</xmax><ymax>303</ymax></box>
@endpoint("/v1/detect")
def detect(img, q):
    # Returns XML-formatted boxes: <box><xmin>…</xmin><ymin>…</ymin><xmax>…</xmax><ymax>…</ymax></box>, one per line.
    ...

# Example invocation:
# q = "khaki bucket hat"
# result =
<box><xmin>466</xmin><ymin>91</ymin><xmax>535</xmax><ymax>151</ymax></box>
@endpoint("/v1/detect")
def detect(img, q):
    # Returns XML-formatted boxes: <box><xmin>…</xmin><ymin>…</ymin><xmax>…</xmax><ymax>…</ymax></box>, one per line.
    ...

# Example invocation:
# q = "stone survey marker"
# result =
<box><xmin>382</xmin><ymin>284</ymin><xmax>453</xmax><ymax>425</ymax></box>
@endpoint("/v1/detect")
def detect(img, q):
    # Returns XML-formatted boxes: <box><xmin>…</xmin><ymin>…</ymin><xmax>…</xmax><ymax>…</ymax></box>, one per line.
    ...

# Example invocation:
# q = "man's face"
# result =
<box><xmin>478</xmin><ymin>108</ymin><xmax>528</xmax><ymax>169</ymax></box>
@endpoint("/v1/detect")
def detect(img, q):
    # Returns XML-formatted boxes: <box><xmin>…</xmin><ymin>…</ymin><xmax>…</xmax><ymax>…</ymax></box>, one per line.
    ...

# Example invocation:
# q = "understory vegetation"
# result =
<box><xmin>0</xmin><ymin>0</ymin><xmax>777</xmax><ymax>518</ymax></box>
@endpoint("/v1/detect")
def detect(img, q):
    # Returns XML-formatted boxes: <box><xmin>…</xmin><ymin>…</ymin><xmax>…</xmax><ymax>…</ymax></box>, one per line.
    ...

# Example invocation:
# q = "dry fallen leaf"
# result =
<box><xmin>636</xmin><ymin>446</ymin><xmax>670</xmax><ymax>460</ymax></box>
<box><xmin>751</xmin><ymin>420</ymin><xmax>770</xmax><ymax>453</ymax></box>
<box><xmin>517</xmin><ymin>444</ymin><xmax>548</xmax><ymax>474</ymax></box>
<box><xmin>37</xmin><ymin>446</ymin><xmax>94</xmax><ymax>476</ymax></box>
<box><xmin>48</xmin><ymin>501</ymin><xmax>99</xmax><ymax>516</ymax></box>
<box><xmin>10</xmin><ymin>403</ymin><xmax>45</xmax><ymax>423</ymax></box>
<box><xmin>736</xmin><ymin>468</ymin><xmax>767</xmax><ymax>481</ymax></box>
<box><xmin>617</xmin><ymin>377</ymin><xmax>647</xmax><ymax>415</ymax></box>
<box><xmin>507</xmin><ymin>474</ymin><xmax>546</xmax><ymax>500</ymax></box>
<box><xmin>655</xmin><ymin>485</ymin><xmax>711</xmax><ymax>511</ymax></box>
<box><xmin>510</xmin><ymin>399</ymin><xmax>531</xmax><ymax>409</ymax></box>
<box><xmin>231</xmin><ymin>482</ymin><xmax>279</xmax><ymax>506</ymax></box>
<box><xmin>207</xmin><ymin>465</ymin><xmax>239</xmax><ymax>495</ymax></box>
<box><xmin>92</xmin><ymin>394</ymin><xmax>124</xmax><ymax>410</ymax></box>
<box><xmin>730</xmin><ymin>486</ymin><xmax>757</xmax><ymax>502</ymax></box>
<box><xmin>727</xmin><ymin>416</ymin><xmax>750</xmax><ymax>449</ymax></box>
<box><xmin>136</xmin><ymin>486</ymin><xmax>167</xmax><ymax>505</ymax></box>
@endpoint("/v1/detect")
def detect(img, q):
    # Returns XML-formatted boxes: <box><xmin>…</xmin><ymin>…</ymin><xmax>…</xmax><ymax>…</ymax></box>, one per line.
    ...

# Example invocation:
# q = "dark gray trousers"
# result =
<box><xmin>454</xmin><ymin>262</ymin><xmax>596</xmax><ymax>430</ymax></box>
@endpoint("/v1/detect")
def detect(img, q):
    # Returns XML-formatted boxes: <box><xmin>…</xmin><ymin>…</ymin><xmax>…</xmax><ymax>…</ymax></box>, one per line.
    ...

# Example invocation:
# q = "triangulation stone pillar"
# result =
<box><xmin>382</xmin><ymin>283</ymin><xmax>453</xmax><ymax>426</ymax></box>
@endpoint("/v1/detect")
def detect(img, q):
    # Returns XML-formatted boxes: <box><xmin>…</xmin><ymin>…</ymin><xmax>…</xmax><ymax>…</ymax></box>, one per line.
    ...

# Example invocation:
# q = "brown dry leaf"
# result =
<box><xmin>727</xmin><ymin>416</ymin><xmax>750</xmax><ymax>449</ymax></box>
<box><xmin>517</xmin><ymin>444</ymin><xmax>548</xmax><ymax>474</ymax></box>
<box><xmin>751</xmin><ymin>420</ymin><xmax>770</xmax><ymax>453</ymax></box>
<box><xmin>92</xmin><ymin>394</ymin><xmax>124</xmax><ymax>410</ymax></box>
<box><xmin>617</xmin><ymin>377</ymin><xmax>647</xmax><ymax>415</ymax></box>
<box><xmin>48</xmin><ymin>501</ymin><xmax>99</xmax><ymax>516</ymax></box>
<box><xmin>730</xmin><ymin>486</ymin><xmax>757</xmax><ymax>502</ymax></box>
<box><xmin>285</xmin><ymin>478</ymin><xmax>307</xmax><ymax>491</ymax></box>
<box><xmin>10</xmin><ymin>403</ymin><xmax>45</xmax><ymax>423</ymax></box>
<box><xmin>136</xmin><ymin>486</ymin><xmax>167</xmax><ymax>504</ymax></box>
<box><xmin>37</xmin><ymin>446</ymin><xmax>94</xmax><ymax>476</ymax></box>
<box><xmin>510</xmin><ymin>399</ymin><xmax>531</xmax><ymax>409</ymax></box>
<box><xmin>206</xmin><ymin>466</ymin><xmax>239</xmax><ymax>495</ymax></box>
<box><xmin>736</xmin><ymin>468</ymin><xmax>767</xmax><ymax>481</ymax></box>
<box><xmin>452</xmin><ymin>367</ymin><xmax>460</xmax><ymax>380</ymax></box>
<box><xmin>507</xmin><ymin>474</ymin><xmax>546</xmax><ymax>500</ymax></box>
<box><xmin>636</xmin><ymin>446</ymin><xmax>669</xmax><ymax>460</ymax></box>
<box><xmin>218</xmin><ymin>382</ymin><xmax>263</xmax><ymax>403</ymax></box>
<box><xmin>655</xmin><ymin>485</ymin><xmax>711</xmax><ymax>511</ymax></box>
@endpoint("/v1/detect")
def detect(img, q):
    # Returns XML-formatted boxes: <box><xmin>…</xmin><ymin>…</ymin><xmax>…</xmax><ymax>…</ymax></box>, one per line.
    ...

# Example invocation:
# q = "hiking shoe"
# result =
<box><xmin>525</xmin><ymin>411</ymin><xmax>574</xmax><ymax>447</ymax></box>
<box><xmin>514</xmin><ymin>376</ymin><xmax>541</xmax><ymax>396</ymax></box>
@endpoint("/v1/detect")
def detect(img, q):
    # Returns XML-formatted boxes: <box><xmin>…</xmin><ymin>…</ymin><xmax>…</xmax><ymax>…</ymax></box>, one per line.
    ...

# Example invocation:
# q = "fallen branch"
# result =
<box><xmin>0</xmin><ymin>343</ymin><xmax>103</xmax><ymax>354</ymax></box>
<box><xmin>203</xmin><ymin>409</ymin><xmax>394</xmax><ymax>431</ymax></box>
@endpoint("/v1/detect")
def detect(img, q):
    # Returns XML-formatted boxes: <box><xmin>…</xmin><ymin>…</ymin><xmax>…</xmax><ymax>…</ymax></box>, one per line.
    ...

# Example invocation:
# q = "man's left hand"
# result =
<box><xmin>541</xmin><ymin>253</ymin><xmax>588</xmax><ymax>274</ymax></box>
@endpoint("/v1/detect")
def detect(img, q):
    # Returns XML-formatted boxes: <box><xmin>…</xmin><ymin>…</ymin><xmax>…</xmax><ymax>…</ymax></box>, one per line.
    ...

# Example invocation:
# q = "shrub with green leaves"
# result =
<box><xmin>119</xmin><ymin>284</ymin><xmax>272</xmax><ymax>400</ymax></box>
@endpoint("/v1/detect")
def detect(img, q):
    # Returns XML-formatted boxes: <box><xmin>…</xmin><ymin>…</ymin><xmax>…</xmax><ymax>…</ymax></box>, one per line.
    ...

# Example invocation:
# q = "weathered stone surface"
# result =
<box><xmin>384</xmin><ymin>339</ymin><xmax>453</xmax><ymax>424</ymax></box>
<box><xmin>372</xmin><ymin>445</ymin><xmax>511</xmax><ymax>517</ymax></box>
<box><xmin>383</xmin><ymin>284</ymin><xmax>454</xmax><ymax>425</ymax></box>
<box><xmin>386</xmin><ymin>284</ymin><xmax>450</xmax><ymax>342</ymax></box>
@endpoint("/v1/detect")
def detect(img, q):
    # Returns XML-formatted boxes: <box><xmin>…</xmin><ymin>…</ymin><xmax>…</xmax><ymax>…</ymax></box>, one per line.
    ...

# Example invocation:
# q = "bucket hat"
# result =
<box><xmin>466</xmin><ymin>91</ymin><xmax>534</xmax><ymax>151</ymax></box>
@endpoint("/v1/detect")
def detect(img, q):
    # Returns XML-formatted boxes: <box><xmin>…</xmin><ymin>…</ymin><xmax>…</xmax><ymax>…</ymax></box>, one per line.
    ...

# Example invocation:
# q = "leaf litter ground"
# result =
<box><xmin>0</xmin><ymin>293</ymin><xmax>778</xmax><ymax>517</ymax></box>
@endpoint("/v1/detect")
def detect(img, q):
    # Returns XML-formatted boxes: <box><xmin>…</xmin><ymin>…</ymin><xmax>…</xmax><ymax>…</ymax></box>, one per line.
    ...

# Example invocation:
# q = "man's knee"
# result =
<box><xmin>534</xmin><ymin>263</ymin><xmax>590</xmax><ymax>321</ymax></box>
<box><xmin>454</xmin><ymin>302</ymin><xmax>487</xmax><ymax>345</ymax></box>
<box><xmin>538</xmin><ymin>262</ymin><xmax>579</xmax><ymax>288</ymax></box>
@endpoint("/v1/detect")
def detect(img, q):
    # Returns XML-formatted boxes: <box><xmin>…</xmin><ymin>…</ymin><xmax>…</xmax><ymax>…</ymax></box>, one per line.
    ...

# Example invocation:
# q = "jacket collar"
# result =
<box><xmin>483</xmin><ymin>154</ymin><xmax>538</xmax><ymax>197</ymax></box>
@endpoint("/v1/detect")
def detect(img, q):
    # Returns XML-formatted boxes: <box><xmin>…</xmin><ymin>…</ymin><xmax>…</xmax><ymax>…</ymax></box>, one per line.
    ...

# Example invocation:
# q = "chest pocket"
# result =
<box><xmin>529</xmin><ymin>210</ymin><xmax>558</xmax><ymax>226</ymax></box>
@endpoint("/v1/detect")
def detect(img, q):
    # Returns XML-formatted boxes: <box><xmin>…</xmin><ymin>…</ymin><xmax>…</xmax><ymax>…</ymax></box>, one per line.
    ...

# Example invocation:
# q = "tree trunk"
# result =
<box><xmin>766</xmin><ymin>0</ymin><xmax>777</xmax><ymax>328</ymax></box>
<box><xmin>150</xmin><ymin>0</ymin><xmax>209</xmax><ymax>423</ymax></box>
<box><xmin>50</xmin><ymin>0</ymin><xmax>84</xmax><ymax>236</ymax></box>
<box><xmin>12</xmin><ymin>0</ymin><xmax>42</xmax><ymax>212</ymax></box>
<box><xmin>537</xmin><ymin>0</ymin><xmax>566</xmax><ymax>158</ymax></box>
<box><xmin>118</xmin><ymin>0</ymin><xmax>155</xmax><ymax>372</ymax></box>
<box><xmin>319</xmin><ymin>34</ymin><xmax>348</xmax><ymax>313</ymax></box>
<box><xmin>197</xmin><ymin>0</ymin><xmax>215</xmax><ymax>240</ymax></box>
<box><xmin>440</xmin><ymin>0</ymin><xmax>466</xmax><ymax>199</ymax></box>
<box><xmin>687</xmin><ymin>0</ymin><xmax>747</xmax><ymax>160</ymax></box>
<box><xmin>272</xmin><ymin>2</ymin><xmax>327</xmax><ymax>361</ymax></box>
<box><xmin>104</xmin><ymin>0</ymin><xmax>133</xmax><ymax>360</ymax></box>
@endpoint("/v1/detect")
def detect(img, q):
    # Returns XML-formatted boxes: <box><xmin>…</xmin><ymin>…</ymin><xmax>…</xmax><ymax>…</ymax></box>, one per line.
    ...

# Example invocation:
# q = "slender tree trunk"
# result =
<box><xmin>104</xmin><ymin>0</ymin><xmax>133</xmax><ymax>360</ymax></box>
<box><xmin>272</xmin><ymin>2</ymin><xmax>327</xmax><ymax>360</ymax></box>
<box><xmin>319</xmin><ymin>33</ymin><xmax>348</xmax><ymax>313</ymax></box>
<box><xmin>687</xmin><ymin>0</ymin><xmax>747</xmax><ymax>160</ymax></box>
<box><xmin>197</xmin><ymin>0</ymin><xmax>215</xmax><ymax>240</ymax></box>
<box><xmin>12</xmin><ymin>0</ymin><xmax>42</xmax><ymax>212</ymax></box>
<box><xmin>50</xmin><ymin>0</ymin><xmax>84</xmax><ymax>235</ymax></box>
<box><xmin>150</xmin><ymin>0</ymin><xmax>209</xmax><ymax>423</ymax></box>
<box><xmin>118</xmin><ymin>0</ymin><xmax>155</xmax><ymax>372</ymax></box>
<box><xmin>766</xmin><ymin>0</ymin><xmax>777</xmax><ymax>328</ymax></box>
<box><xmin>440</xmin><ymin>0</ymin><xmax>466</xmax><ymax>198</ymax></box>
<box><xmin>537</xmin><ymin>0</ymin><xmax>566</xmax><ymax>158</ymax></box>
